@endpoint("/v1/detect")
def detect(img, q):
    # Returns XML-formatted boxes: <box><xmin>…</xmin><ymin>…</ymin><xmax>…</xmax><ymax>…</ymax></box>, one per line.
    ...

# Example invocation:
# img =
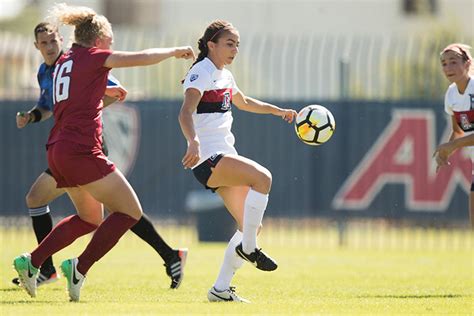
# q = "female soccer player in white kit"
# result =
<box><xmin>179</xmin><ymin>20</ymin><xmax>297</xmax><ymax>302</ymax></box>
<box><xmin>434</xmin><ymin>43</ymin><xmax>474</xmax><ymax>227</ymax></box>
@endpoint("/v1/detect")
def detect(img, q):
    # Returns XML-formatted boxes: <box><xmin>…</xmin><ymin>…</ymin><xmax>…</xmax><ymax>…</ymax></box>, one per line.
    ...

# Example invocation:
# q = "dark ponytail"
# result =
<box><xmin>192</xmin><ymin>37</ymin><xmax>209</xmax><ymax>68</ymax></box>
<box><xmin>181</xmin><ymin>20</ymin><xmax>234</xmax><ymax>83</ymax></box>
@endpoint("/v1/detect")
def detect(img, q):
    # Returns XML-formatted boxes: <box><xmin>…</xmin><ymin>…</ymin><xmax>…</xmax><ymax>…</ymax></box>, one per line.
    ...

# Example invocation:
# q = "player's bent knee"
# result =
<box><xmin>255</xmin><ymin>168</ymin><xmax>272</xmax><ymax>193</ymax></box>
<box><xmin>25</xmin><ymin>190</ymin><xmax>46</xmax><ymax>209</ymax></box>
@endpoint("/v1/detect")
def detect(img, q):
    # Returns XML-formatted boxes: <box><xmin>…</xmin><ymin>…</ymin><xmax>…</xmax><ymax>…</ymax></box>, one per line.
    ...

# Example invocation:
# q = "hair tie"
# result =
<box><xmin>209</xmin><ymin>25</ymin><xmax>230</xmax><ymax>42</ymax></box>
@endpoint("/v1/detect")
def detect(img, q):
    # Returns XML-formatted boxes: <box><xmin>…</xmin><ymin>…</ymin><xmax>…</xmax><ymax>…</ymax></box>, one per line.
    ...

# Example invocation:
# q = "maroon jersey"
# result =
<box><xmin>47</xmin><ymin>44</ymin><xmax>112</xmax><ymax>148</ymax></box>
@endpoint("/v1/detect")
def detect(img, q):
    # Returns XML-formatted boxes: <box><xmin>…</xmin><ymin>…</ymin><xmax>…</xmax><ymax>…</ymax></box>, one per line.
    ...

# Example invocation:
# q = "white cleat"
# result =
<box><xmin>207</xmin><ymin>286</ymin><xmax>250</xmax><ymax>303</ymax></box>
<box><xmin>60</xmin><ymin>258</ymin><xmax>86</xmax><ymax>302</ymax></box>
<box><xmin>13</xmin><ymin>253</ymin><xmax>39</xmax><ymax>298</ymax></box>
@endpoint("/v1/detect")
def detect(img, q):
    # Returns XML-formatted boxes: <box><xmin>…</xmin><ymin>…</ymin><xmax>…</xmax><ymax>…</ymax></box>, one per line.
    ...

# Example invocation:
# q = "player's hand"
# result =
<box><xmin>433</xmin><ymin>142</ymin><xmax>455</xmax><ymax>172</ymax></box>
<box><xmin>182</xmin><ymin>139</ymin><xmax>200</xmax><ymax>169</ymax></box>
<box><xmin>174</xmin><ymin>46</ymin><xmax>196</xmax><ymax>61</ymax></box>
<box><xmin>105</xmin><ymin>86</ymin><xmax>128</xmax><ymax>102</ymax></box>
<box><xmin>276</xmin><ymin>108</ymin><xmax>297</xmax><ymax>123</ymax></box>
<box><xmin>16</xmin><ymin>111</ymin><xmax>31</xmax><ymax>129</ymax></box>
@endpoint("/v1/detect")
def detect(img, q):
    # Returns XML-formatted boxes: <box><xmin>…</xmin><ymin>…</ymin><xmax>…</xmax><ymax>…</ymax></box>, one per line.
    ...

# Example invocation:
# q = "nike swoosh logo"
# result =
<box><xmin>72</xmin><ymin>264</ymin><xmax>80</xmax><ymax>285</ymax></box>
<box><xmin>236</xmin><ymin>248</ymin><xmax>257</xmax><ymax>267</ymax></box>
<box><xmin>210</xmin><ymin>292</ymin><xmax>234</xmax><ymax>301</ymax></box>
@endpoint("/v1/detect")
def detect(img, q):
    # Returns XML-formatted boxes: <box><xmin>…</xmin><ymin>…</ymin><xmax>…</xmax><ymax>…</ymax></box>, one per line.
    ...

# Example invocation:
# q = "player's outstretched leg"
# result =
<box><xmin>207</xmin><ymin>286</ymin><xmax>250</xmax><ymax>303</ymax></box>
<box><xmin>235</xmin><ymin>243</ymin><xmax>277</xmax><ymax>271</ymax></box>
<box><xmin>13</xmin><ymin>253</ymin><xmax>39</xmax><ymax>298</ymax></box>
<box><xmin>164</xmin><ymin>248</ymin><xmax>188</xmax><ymax>289</ymax></box>
<box><xmin>60</xmin><ymin>258</ymin><xmax>85</xmax><ymax>302</ymax></box>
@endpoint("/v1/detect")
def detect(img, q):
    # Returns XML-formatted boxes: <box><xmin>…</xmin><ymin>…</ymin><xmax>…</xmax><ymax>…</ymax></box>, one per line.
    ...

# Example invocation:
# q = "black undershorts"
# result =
<box><xmin>192</xmin><ymin>154</ymin><xmax>224</xmax><ymax>192</ymax></box>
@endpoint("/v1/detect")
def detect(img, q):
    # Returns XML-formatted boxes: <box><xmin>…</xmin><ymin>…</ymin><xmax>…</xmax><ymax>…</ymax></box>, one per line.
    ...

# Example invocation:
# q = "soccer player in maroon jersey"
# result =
<box><xmin>14</xmin><ymin>22</ymin><xmax>188</xmax><ymax>290</ymax></box>
<box><xmin>13</xmin><ymin>4</ymin><xmax>195</xmax><ymax>301</ymax></box>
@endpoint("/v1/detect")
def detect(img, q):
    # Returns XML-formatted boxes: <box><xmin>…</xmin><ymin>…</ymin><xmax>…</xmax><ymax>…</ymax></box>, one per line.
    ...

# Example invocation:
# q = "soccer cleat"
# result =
<box><xmin>235</xmin><ymin>243</ymin><xmax>278</xmax><ymax>271</ymax></box>
<box><xmin>60</xmin><ymin>258</ymin><xmax>85</xmax><ymax>302</ymax></box>
<box><xmin>207</xmin><ymin>286</ymin><xmax>250</xmax><ymax>303</ymax></box>
<box><xmin>164</xmin><ymin>248</ymin><xmax>188</xmax><ymax>289</ymax></box>
<box><xmin>37</xmin><ymin>270</ymin><xmax>59</xmax><ymax>286</ymax></box>
<box><xmin>12</xmin><ymin>267</ymin><xmax>59</xmax><ymax>287</ymax></box>
<box><xmin>13</xmin><ymin>253</ymin><xmax>39</xmax><ymax>297</ymax></box>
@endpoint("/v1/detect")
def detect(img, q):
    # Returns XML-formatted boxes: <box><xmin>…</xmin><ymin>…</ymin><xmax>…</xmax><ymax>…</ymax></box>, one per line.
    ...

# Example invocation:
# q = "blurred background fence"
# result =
<box><xmin>1</xmin><ymin>30</ymin><xmax>472</xmax><ymax>101</ymax></box>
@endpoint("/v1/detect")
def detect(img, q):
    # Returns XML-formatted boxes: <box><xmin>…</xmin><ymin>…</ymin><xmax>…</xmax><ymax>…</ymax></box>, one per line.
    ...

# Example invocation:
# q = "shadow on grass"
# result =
<box><xmin>0</xmin><ymin>288</ymin><xmax>21</xmax><ymax>292</ymax></box>
<box><xmin>0</xmin><ymin>299</ymin><xmax>73</xmax><ymax>304</ymax></box>
<box><xmin>0</xmin><ymin>287</ymin><xmax>63</xmax><ymax>292</ymax></box>
<box><xmin>358</xmin><ymin>294</ymin><xmax>469</xmax><ymax>299</ymax></box>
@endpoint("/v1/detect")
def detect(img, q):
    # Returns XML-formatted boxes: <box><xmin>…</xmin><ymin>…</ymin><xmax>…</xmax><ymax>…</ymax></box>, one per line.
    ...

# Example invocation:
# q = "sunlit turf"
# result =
<box><xmin>0</xmin><ymin>223</ymin><xmax>472</xmax><ymax>315</ymax></box>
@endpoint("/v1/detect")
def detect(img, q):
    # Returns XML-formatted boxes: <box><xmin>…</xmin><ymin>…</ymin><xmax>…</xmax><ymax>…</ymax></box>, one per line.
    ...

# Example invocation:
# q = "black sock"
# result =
<box><xmin>30</xmin><ymin>207</ymin><xmax>54</xmax><ymax>271</ymax></box>
<box><xmin>130</xmin><ymin>213</ymin><xmax>174</xmax><ymax>262</ymax></box>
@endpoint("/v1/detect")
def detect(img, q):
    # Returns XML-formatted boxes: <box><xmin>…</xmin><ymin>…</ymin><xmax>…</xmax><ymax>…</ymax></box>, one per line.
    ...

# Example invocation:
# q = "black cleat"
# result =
<box><xmin>235</xmin><ymin>243</ymin><xmax>278</xmax><ymax>271</ymax></box>
<box><xmin>164</xmin><ymin>248</ymin><xmax>188</xmax><ymax>289</ymax></box>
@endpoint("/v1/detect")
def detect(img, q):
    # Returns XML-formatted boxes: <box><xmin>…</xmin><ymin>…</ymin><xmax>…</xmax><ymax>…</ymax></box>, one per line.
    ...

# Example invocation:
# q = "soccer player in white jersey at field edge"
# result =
<box><xmin>179</xmin><ymin>20</ymin><xmax>297</xmax><ymax>303</ymax></box>
<box><xmin>434</xmin><ymin>43</ymin><xmax>474</xmax><ymax>228</ymax></box>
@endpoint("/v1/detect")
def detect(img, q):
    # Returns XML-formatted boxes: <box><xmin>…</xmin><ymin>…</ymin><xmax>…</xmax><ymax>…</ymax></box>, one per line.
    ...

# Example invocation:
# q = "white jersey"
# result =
<box><xmin>183</xmin><ymin>57</ymin><xmax>240</xmax><ymax>168</ymax></box>
<box><xmin>444</xmin><ymin>75</ymin><xmax>474</xmax><ymax>163</ymax></box>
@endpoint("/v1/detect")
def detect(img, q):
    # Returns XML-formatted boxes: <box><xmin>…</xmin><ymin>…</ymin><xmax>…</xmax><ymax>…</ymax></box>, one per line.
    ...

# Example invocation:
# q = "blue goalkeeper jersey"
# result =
<box><xmin>36</xmin><ymin>62</ymin><xmax>55</xmax><ymax>111</ymax></box>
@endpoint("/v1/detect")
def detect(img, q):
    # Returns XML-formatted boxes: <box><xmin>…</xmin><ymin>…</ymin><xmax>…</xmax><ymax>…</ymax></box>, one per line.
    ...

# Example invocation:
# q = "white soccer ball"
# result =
<box><xmin>294</xmin><ymin>105</ymin><xmax>335</xmax><ymax>146</ymax></box>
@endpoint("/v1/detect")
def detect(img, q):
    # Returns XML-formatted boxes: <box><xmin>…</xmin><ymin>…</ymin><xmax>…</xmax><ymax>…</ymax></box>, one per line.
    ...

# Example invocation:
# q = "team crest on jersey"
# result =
<box><xmin>102</xmin><ymin>104</ymin><xmax>140</xmax><ymax>176</ymax></box>
<box><xmin>190</xmin><ymin>74</ymin><xmax>199</xmax><ymax>82</ymax></box>
<box><xmin>459</xmin><ymin>114</ymin><xmax>472</xmax><ymax>130</ymax></box>
<box><xmin>221</xmin><ymin>92</ymin><xmax>231</xmax><ymax>111</ymax></box>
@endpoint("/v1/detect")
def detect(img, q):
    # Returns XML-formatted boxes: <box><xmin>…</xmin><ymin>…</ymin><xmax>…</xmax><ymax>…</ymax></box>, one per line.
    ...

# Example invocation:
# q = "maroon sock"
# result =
<box><xmin>77</xmin><ymin>212</ymin><xmax>138</xmax><ymax>275</ymax></box>
<box><xmin>31</xmin><ymin>215</ymin><xmax>97</xmax><ymax>268</ymax></box>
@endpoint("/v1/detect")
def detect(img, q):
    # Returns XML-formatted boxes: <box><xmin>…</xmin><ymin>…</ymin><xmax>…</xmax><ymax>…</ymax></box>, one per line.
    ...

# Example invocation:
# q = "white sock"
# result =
<box><xmin>242</xmin><ymin>189</ymin><xmax>268</xmax><ymax>254</ymax></box>
<box><xmin>213</xmin><ymin>230</ymin><xmax>244</xmax><ymax>291</ymax></box>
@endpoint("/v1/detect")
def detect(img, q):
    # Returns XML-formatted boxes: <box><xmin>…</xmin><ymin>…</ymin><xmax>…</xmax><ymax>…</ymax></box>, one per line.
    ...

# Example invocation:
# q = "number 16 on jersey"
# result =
<box><xmin>52</xmin><ymin>60</ymin><xmax>73</xmax><ymax>103</ymax></box>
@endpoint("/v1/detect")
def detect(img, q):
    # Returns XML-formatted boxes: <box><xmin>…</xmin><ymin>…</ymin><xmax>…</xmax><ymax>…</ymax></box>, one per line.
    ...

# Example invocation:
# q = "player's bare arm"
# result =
<box><xmin>449</xmin><ymin>115</ymin><xmax>465</xmax><ymax>141</ymax></box>
<box><xmin>434</xmin><ymin>114</ymin><xmax>467</xmax><ymax>171</ymax></box>
<box><xmin>232</xmin><ymin>91</ymin><xmax>296</xmax><ymax>123</ymax></box>
<box><xmin>435</xmin><ymin>133</ymin><xmax>474</xmax><ymax>168</ymax></box>
<box><xmin>178</xmin><ymin>88</ymin><xmax>201</xmax><ymax>169</ymax></box>
<box><xmin>103</xmin><ymin>47</ymin><xmax>195</xmax><ymax>69</ymax></box>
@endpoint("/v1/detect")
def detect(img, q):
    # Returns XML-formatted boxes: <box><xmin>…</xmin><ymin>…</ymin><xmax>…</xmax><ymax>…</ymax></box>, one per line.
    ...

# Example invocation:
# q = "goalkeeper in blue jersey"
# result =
<box><xmin>13</xmin><ymin>22</ymin><xmax>187</xmax><ymax>289</ymax></box>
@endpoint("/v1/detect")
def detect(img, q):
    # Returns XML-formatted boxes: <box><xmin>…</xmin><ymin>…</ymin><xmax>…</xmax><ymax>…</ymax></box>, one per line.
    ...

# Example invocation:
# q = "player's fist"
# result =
<box><xmin>277</xmin><ymin>108</ymin><xmax>297</xmax><ymax>123</ymax></box>
<box><xmin>105</xmin><ymin>85</ymin><xmax>128</xmax><ymax>101</ymax></box>
<box><xmin>433</xmin><ymin>142</ymin><xmax>455</xmax><ymax>172</ymax></box>
<box><xmin>16</xmin><ymin>111</ymin><xmax>31</xmax><ymax>129</ymax></box>
<box><xmin>174</xmin><ymin>46</ymin><xmax>195</xmax><ymax>60</ymax></box>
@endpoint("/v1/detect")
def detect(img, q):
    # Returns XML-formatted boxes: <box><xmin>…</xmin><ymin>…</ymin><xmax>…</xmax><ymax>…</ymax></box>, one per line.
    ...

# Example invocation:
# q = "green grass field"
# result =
<box><xmin>0</xmin><ymin>223</ymin><xmax>472</xmax><ymax>315</ymax></box>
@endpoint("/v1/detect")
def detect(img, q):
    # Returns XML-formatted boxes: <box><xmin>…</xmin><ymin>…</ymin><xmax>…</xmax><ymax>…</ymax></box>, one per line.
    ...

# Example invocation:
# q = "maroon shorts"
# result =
<box><xmin>47</xmin><ymin>140</ymin><xmax>116</xmax><ymax>188</ymax></box>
